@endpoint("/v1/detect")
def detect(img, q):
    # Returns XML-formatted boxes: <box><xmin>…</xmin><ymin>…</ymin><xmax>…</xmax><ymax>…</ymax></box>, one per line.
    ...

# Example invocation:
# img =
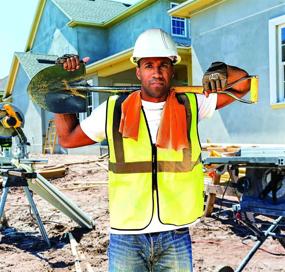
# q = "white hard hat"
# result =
<box><xmin>130</xmin><ymin>28</ymin><xmax>181</xmax><ymax>65</ymax></box>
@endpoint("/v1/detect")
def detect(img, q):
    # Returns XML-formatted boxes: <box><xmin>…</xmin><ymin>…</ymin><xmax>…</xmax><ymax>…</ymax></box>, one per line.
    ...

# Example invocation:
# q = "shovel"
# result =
<box><xmin>27</xmin><ymin>60</ymin><xmax>258</xmax><ymax>113</ymax></box>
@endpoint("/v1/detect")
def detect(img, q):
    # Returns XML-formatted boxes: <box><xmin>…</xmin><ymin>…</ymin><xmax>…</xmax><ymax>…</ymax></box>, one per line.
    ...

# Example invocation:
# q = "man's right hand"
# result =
<box><xmin>202</xmin><ymin>62</ymin><xmax>228</xmax><ymax>96</ymax></box>
<box><xmin>55</xmin><ymin>54</ymin><xmax>90</xmax><ymax>71</ymax></box>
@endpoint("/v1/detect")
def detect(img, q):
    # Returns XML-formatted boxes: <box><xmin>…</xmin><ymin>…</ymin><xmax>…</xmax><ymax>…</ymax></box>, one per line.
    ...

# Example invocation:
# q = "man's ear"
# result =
<box><xmin>136</xmin><ymin>67</ymin><xmax>141</xmax><ymax>81</ymax></box>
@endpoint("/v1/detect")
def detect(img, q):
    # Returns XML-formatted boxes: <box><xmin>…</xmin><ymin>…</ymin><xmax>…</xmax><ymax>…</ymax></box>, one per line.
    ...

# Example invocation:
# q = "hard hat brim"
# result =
<box><xmin>130</xmin><ymin>55</ymin><xmax>181</xmax><ymax>66</ymax></box>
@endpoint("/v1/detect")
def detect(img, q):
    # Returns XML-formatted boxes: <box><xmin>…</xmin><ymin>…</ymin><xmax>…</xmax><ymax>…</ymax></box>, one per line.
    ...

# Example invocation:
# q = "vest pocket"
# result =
<box><xmin>109</xmin><ymin>172</ymin><xmax>153</xmax><ymax>230</ymax></box>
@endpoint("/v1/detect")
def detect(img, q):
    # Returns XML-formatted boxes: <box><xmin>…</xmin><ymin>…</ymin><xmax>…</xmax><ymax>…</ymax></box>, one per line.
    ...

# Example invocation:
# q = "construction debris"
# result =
<box><xmin>38</xmin><ymin>164</ymin><xmax>68</xmax><ymax>179</ymax></box>
<box><xmin>1</xmin><ymin>154</ymin><xmax>284</xmax><ymax>271</ymax></box>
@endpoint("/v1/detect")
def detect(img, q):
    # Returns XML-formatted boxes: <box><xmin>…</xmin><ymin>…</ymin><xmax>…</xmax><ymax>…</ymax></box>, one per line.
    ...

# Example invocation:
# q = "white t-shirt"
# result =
<box><xmin>80</xmin><ymin>93</ymin><xmax>217</xmax><ymax>234</ymax></box>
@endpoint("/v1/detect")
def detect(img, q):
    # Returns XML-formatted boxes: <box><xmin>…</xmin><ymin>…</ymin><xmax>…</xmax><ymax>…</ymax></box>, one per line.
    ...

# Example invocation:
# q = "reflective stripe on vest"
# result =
<box><xmin>106</xmin><ymin>93</ymin><xmax>204</xmax><ymax>230</ymax></box>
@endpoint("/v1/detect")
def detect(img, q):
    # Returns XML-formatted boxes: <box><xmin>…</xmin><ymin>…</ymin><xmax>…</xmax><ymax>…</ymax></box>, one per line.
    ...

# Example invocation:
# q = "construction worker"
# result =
<box><xmin>54</xmin><ymin>28</ymin><xmax>250</xmax><ymax>271</ymax></box>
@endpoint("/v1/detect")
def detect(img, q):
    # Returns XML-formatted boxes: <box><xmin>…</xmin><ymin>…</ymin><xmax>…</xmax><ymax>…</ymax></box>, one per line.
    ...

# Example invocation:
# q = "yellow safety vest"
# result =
<box><xmin>106</xmin><ymin>93</ymin><xmax>204</xmax><ymax>231</ymax></box>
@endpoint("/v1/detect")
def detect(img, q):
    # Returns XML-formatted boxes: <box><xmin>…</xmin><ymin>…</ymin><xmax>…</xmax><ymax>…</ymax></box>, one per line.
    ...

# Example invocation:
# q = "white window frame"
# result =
<box><xmin>269</xmin><ymin>15</ymin><xmax>285</xmax><ymax>108</ymax></box>
<box><xmin>79</xmin><ymin>78</ymin><xmax>99</xmax><ymax>121</ymax></box>
<box><xmin>170</xmin><ymin>2</ymin><xmax>187</xmax><ymax>38</ymax></box>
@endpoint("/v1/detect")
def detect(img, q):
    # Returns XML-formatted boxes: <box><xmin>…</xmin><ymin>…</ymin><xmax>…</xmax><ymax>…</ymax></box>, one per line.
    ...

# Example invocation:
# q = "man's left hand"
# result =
<box><xmin>202</xmin><ymin>62</ymin><xmax>227</xmax><ymax>96</ymax></box>
<box><xmin>55</xmin><ymin>54</ymin><xmax>90</xmax><ymax>71</ymax></box>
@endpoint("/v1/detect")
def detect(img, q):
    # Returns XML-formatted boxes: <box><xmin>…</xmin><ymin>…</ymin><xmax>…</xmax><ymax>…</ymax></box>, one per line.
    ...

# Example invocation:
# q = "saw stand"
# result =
<box><xmin>231</xmin><ymin>204</ymin><xmax>284</xmax><ymax>272</ymax></box>
<box><xmin>204</xmin><ymin>153</ymin><xmax>285</xmax><ymax>272</ymax></box>
<box><xmin>0</xmin><ymin>131</ymin><xmax>50</xmax><ymax>247</ymax></box>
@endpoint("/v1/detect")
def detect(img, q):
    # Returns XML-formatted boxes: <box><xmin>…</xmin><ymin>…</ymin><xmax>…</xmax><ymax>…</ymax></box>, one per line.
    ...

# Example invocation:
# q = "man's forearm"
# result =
<box><xmin>54</xmin><ymin>113</ymin><xmax>79</xmax><ymax>139</ymax></box>
<box><xmin>54</xmin><ymin>113</ymin><xmax>95</xmax><ymax>148</ymax></box>
<box><xmin>227</xmin><ymin>65</ymin><xmax>250</xmax><ymax>94</ymax></box>
<box><xmin>216</xmin><ymin>65</ymin><xmax>250</xmax><ymax>109</ymax></box>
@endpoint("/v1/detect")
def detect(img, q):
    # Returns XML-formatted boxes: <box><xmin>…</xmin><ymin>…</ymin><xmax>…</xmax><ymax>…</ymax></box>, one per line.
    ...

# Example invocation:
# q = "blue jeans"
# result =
<box><xmin>108</xmin><ymin>228</ymin><xmax>193</xmax><ymax>272</ymax></box>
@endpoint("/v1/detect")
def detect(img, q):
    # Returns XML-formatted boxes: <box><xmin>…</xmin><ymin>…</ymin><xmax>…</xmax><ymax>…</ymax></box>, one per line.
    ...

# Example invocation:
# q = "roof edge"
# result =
<box><xmin>3</xmin><ymin>56</ymin><xmax>20</xmax><ymax>99</ymax></box>
<box><xmin>86</xmin><ymin>47</ymin><xmax>134</xmax><ymax>76</ymax></box>
<box><xmin>86</xmin><ymin>46</ymin><xmax>191</xmax><ymax>72</ymax></box>
<box><xmin>86</xmin><ymin>46</ymin><xmax>191</xmax><ymax>77</ymax></box>
<box><xmin>25</xmin><ymin>0</ymin><xmax>47</xmax><ymax>51</ymax></box>
<box><xmin>68</xmin><ymin>20</ymin><xmax>104</xmax><ymax>27</ymax></box>
<box><xmin>168</xmin><ymin>0</ymin><xmax>225</xmax><ymax>18</ymax></box>
<box><xmin>105</xmin><ymin>0</ymin><xmax>156</xmax><ymax>27</ymax></box>
<box><xmin>68</xmin><ymin>0</ymin><xmax>156</xmax><ymax>28</ymax></box>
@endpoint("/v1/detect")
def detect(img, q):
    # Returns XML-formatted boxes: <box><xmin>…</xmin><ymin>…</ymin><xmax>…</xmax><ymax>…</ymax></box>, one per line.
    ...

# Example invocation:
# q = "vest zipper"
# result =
<box><xmin>141</xmin><ymin>108</ymin><xmax>157</xmax><ymax>193</ymax></box>
<box><xmin>141</xmin><ymin>108</ymin><xmax>158</xmax><ymax>217</ymax></box>
<box><xmin>152</xmin><ymin>144</ymin><xmax>158</xmax><ymax>192</ymax></box>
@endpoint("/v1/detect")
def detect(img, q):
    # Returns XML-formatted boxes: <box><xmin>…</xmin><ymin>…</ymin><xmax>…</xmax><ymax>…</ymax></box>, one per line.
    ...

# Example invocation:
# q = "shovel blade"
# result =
<box><xmin>27</xmin><ymin>63</ymin><xmax>87</xmax><ymax>113</ymax></box>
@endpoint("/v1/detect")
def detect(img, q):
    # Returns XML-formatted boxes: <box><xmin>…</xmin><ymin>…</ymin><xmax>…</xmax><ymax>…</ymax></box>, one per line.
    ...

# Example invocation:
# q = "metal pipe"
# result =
<box><xmin>0</xmin><ymin>178</ymin><xmax>9</xmax><ymax>219</ymax></box>
<box><xmin>24</xmin><ymin>186</ymin><xmax>51</xmax><ymax>247</ymax></box>
<box><xmin>235</xmin><ymin>216</ymin><xmax>283</xmax><ymax>272</ymax></box>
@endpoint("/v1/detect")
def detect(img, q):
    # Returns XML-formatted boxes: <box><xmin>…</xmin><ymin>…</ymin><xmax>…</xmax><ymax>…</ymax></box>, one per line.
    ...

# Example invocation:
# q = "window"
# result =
<box><xmin>79</xmin><ymin>92</ymin><xmax>97</xmax><ymax>121</ymax></box>
<box><xmin>170</xmin><ymin>3</ymin><xmax>187</xmax><ymax>37</ymax></box>
<box><xmin>278</xmin><ymin>26</ymin><xmax>285</xmax><ymax>102</ymax></box>
<box><xmin>86</xmin><ymin>92</ymin><xmax>95</xmax><ymax>116</ymax></box>
<box><xmin>79</xmin><ymin>79</ymin><xmax>99</xmax><ymax>121</ymax></box>
<box><xmin>269</xmin><ymin>15</ymin><xmax>285</xmax><ymax>106</ymax></box>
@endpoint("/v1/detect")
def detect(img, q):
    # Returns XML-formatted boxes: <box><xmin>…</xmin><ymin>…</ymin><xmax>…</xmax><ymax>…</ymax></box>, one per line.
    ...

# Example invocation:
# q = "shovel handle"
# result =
<box><xmin>36</xmin><ymin>59</ymin><xmax>258</xmax><ymax>104</ymax></box>
<box><xmin>173</xmin><ymin>75</ymin><xmax>258</xmax><ymax>104</ymax></box>
<box><xmin>71</xmin><ymin>76</ymin><xmax>258</xmax><ymax>104</ymax></box>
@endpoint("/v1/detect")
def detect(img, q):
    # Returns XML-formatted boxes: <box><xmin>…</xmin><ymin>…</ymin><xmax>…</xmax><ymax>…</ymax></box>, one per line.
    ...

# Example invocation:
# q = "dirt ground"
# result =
<box><xmin>0</xmin><ymin>154</ymin><xmax>284</xmax><ymax>272</ymax></box>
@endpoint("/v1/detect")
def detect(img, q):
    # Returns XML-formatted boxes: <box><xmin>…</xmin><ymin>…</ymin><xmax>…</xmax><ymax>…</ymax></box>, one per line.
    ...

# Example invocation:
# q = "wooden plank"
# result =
<box><xmin>65</xmin><ymin>159</ymin><xmax>104</xmax><ymax>166</ymax></box>
<box><xmin>72</xmin><ymin>181</ymin><xmax>108</xmax><ymax>185</ymax></box>
<box><xmin>68</xmin><ymin>232</ymin><xmax>94</xmax><ymax>272</ymax></box>
<box><xmin>62</xmin><ymin>184</ymin><xmax>108</xmax><ymax>190</ymax></box>
<box><xmin>43</xmin><ymin>119</ymin><xmax>57</xmax><ymax>154</ymax></box>
<box><xmin>204</xmin><ymin>174</ymin><xmax>221</xmax><ymax>217</ymax></box>
<box><xmin>205</xmin><ymin>184</ymin><xmax>238</xmax><ymax>197</ymax></box>
<box><xmin>95</xmin><ymin>161</ymin><xmax>108</xmax><ymax>171</ymax></box>
<box><xmin>38</xmin><ymin>166</ymin><xmax>67</xmax><ymax>179</ymax></box>
<box><xmin>68</xmin><ymin>232</ymin><xmax>82</xmax><ymax>272</ymax></box>
<box><xmin>99</xmin><ymin>153</ymin><xmax>109</xmax><ymax>159</ymax></box>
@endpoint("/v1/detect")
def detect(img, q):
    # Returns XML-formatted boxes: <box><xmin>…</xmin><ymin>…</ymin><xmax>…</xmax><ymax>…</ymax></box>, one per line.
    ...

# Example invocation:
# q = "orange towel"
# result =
<box><xmin>119</xmin><ymin>90</ymin><xmax>189</xmax><ymax>151</ymax></box>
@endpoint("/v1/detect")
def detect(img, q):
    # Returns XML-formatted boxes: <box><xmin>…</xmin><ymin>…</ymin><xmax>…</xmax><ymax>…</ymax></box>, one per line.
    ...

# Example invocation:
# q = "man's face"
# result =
<box><xmin>136</xmin><ymin>57</ymin><xmax>174</xmax><ymax>102</ymax></box>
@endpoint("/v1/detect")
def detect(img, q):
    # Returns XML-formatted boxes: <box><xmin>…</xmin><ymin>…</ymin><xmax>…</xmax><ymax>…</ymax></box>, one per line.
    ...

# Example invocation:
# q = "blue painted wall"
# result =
<box><xmin>77</xmin><ymin>26</ymin><xmax>108</xmax><ymax>62</ymax></box>
<box><xmin>31</xmin><ymin>0</ymin><xmax>190</xmax><ymax>65</ymax></box>
<box><xmin>191</xmin><ymin>0</ymin><xmax>285</xmax><ymax>144</ymax></box>
<box><xmin>108</xmin><ymin>0</ymin><xmax>190</xmax><ymax>56</ymax></box>
<box><xmin>32</xmin><ymin>0</ymin><xmax>75</xmax><ymax>54</ymax></box>
<box><xmin>32</xmin><ymin>0</ymin><xmax>108</xmax><ymax>62</ymax></box>
<box><xmin>11</xmin><ymin>0</ymin><xmax>191</xmax><ymax>153</ymax></box>
<box><xmin>12</xmin><ymin>66</ymin><xmax>44</xmax><ymax>151</ymax></box>
<box><xmin>12</xmin><ymin>67</ymin><xmax>30</xmax><ymax>115</ymax></box>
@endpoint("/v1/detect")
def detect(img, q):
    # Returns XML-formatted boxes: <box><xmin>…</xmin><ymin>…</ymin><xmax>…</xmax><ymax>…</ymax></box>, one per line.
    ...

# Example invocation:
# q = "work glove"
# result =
<box><xmin>56</xmin><ymin>54</ymin><xmax>90</xmax><ymax>71</ymax></box>
<box><xmin>202</xmin><ymin>62</ymin><xmax>228</xmax><ymax>95</ymax></box>
<box><xmin>56</xmin><ymin>54</ymin><xmax>81</xmax><ymax>71</ymax></box>
<box><xmin>55</xmin><ymin>54</ymin><xmax>80</xmax><ymax>65</ymax></box>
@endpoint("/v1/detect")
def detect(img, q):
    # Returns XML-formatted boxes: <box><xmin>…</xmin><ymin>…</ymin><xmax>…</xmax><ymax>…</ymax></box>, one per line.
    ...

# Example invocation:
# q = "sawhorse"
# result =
<box><xmin>218</xmin><ymin>214</ymin><xmax>284</xmax><ymax>272</ymax></box>
<box><xmin>232</xmin><ymin>204</ymin><xmax>284</xmax><ymax>272</ymax></box>
<box><xmin>0</xmin><ymin>169</ymin><xmax>51</xmax><ymax>247</ymax></box>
